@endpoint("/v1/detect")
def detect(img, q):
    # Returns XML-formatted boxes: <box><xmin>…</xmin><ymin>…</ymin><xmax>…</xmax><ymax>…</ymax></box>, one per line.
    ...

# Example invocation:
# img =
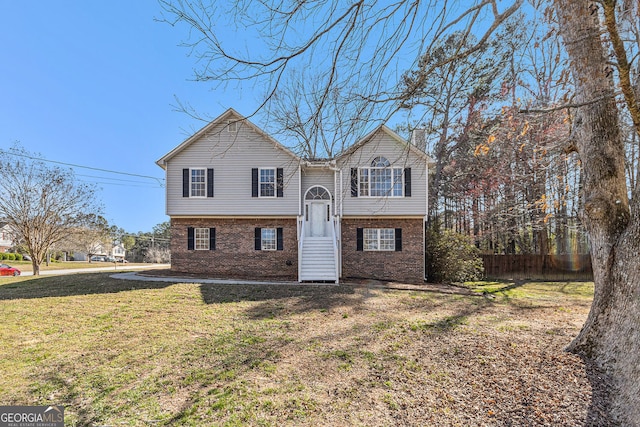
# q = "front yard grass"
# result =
<box><xmin>0</xmin><ymin>274</ymin><xmax>606</xmax><ymax>426</ymax></box>
<box><xmin>5</xmin><ymin>260</ymin><xmax>151</xmax><ymax>272</ymax></box>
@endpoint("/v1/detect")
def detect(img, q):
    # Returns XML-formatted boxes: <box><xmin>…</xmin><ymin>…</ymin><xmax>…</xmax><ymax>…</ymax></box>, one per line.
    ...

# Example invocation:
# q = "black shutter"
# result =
<box><xmin>395</xmin><ymin>228</ymin><xmax>402</xmax><ymax>251</ymax></box>
<box><xmin>252</xmin><ymin>168</ymin><xmax>259</xmax><ymax>197</ymax></box>
<box><xmin>207</xmin><ymin>169</ymin><xmax>214</xmax><ymax>198</ymax></box>
<box><xmin>183</xmin><ymin>169</ymin><xmax>189</xmax><ymax>197</ymax></box>
<box><xmin>277</xmin><ymin>227</ymin><xmax>283</xmax><ymax>250</ymax></box>
<box><xmin>255</xmin><ymin>227</ymin><xmax>262</xmax><ymax>250</ymax></box>
<box><xmin>209</xmin><ymin>227</ymin><xmax>216</xmax><ymax>250</ymax></box>
<box><xmin>404</xmin><ymin>168</ymin><xmax>411</xmax><ymax>197</ymax></box>
<box><xmin>351</xmin><ymin>168</ymin><xmax>358</xmax><ymax>197</ymax></box>
<box><xmin>187</xmin><ymin>227</ymin><xmax>194</xmax><ymax>250</ymax></box>
<box><xmin>276</xmin><ymin>168</ymin><xmax>284</xmax><ymax>198</ymax></box>
<box><xmin>356</xmin><ymin>228</ymin><xmax>363</xmax><ymax>251</ymax></box>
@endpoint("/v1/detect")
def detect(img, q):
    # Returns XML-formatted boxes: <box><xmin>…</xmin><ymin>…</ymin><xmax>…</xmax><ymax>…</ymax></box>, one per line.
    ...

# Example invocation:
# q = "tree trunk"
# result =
<box><xmin>31</xmin><ymin>259</ymin><xmax>40</xmax><ymax>276</ymax></box>
<box><xmin>554</xmin><ymin>1</ymin><xmax>640</xmax><ymax>424</ymax></box>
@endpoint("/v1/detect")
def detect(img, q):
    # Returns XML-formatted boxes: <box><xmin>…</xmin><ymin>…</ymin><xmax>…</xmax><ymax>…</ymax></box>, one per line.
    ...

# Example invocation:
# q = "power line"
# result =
<box><xmin>77</xmin><ymin>173</ymin><xmax>161</xmax><ymax>184</ymax></box>
<box><xmin>76</xmin><ymin>174</ymin><xmax>164</xmax><ymax>189</ymax></box>
<box><xmin>77</xmin><ymin>180</ymin><xmax>164</xmax><ymax>189</ymax></box>
<box><xmin>0</xmin><ymin>149</ymin><xmax>165</xmax><ymax>186</ymax></box>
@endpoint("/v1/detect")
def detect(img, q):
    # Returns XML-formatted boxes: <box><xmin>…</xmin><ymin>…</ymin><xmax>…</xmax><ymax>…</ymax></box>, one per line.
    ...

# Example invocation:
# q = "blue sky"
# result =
<box><xmin>0</xmin><ymin>1</ymin><xmax>259</xmax><ymax>232</ymax></box>
<box><xmin>0</xmin><ymin>1</ymin><xmax>534</xmax><ymax>233</ymax></box>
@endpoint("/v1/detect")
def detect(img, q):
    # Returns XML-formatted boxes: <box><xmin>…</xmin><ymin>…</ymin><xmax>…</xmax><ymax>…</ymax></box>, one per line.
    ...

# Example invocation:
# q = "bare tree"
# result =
<box><xmin>0</xmin><ymin>147</ymin><xmax>102</xmax><ymax>275</ymax></box>
<box><xmin>161</xmin><ymin>0</ymin><xmax>640</xmax><ymax>422</ymax></box>
<box><xmin>158</xmin><ymin>0</ymin><xmax>522</xmax><ymax>147</ymax></box>
<box><xmin>265</xmin><ymin>69</ymin><xmax>366</xmax><ymax>157</ymax></box>
<box><xmin>61</xmin><ymin>215</ymin><xmax>112</xmax><ymax>262</ymax></box>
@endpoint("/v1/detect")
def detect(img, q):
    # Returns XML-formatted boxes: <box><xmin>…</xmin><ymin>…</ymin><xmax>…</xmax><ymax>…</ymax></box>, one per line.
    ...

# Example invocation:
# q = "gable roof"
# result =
<box><xmin>336</xmin><ymin>125</ymin><xmax>435</xmax><ymax>165</ymax></box>
<box><xmin>156</xmin><ymin>108</ymin><xmax>300</xmax><ymax>169</ymax></box>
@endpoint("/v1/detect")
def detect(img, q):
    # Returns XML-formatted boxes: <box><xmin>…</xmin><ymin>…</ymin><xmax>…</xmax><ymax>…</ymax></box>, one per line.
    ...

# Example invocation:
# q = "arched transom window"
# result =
<box><xmin>305</xmin><ymin>186</ymin><xmax>331</xmax><ymax>200</ymax></box>
<box><xmin>359</xmin><ymin>156</ymin><xmax>403</xmax><ymax>197</ymax></box>
<box><xmin>371</xmin><ymin>156</ymin><xmax>390</xmax><ymax>167</ymax></box>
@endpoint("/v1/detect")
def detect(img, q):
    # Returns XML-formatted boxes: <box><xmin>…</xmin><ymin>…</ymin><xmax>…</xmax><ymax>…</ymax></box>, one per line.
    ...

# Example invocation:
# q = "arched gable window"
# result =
<box><xmin>358</xmin><ymin>156</ymin><xmax>403</xmax><ymax>197</ymax></box>
<box><xmin>371</xmin><ymin>156</ymin><xmax>390</xmax><ymax>167</ymax></box>
<box><xmin>305</xmin><ymin>186</ymin><xmax>331</xmax><ymax>200</ymax></box>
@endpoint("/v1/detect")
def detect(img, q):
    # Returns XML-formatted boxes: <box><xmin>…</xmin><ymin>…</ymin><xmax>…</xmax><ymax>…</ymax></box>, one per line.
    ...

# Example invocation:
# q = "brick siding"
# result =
<box><xmin>341</xmin><ymin>218</ymin><xmax>425</xmax><ymax>283</ymax></box>
<box><xmin>171</xmin><ymin>218</ymin><xmax>298</xmax><ymax>280</ymax></box>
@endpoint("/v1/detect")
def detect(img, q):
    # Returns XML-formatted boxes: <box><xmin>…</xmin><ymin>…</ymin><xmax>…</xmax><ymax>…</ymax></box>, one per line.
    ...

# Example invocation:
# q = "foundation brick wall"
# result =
<box><xmin>341</xmin><ymin>218</ymin><xmax>425</xmax><ymax>283</ymax></box>
<box><xmin>171</xmin><ymin>218</ymin><xmax>298</xmax><ymax>280</ymax></box>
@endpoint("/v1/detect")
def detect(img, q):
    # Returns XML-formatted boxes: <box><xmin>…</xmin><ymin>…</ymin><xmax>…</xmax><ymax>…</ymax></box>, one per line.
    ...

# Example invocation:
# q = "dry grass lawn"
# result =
<box><xmin>4</xmin><ymin>260</ymin><xmax>150</xmax><ymax>272</ymax></box>
<box><xmin>0</xmin><ymin>273</ymin><xmax>614</xmax><ymax>426</ymax></box>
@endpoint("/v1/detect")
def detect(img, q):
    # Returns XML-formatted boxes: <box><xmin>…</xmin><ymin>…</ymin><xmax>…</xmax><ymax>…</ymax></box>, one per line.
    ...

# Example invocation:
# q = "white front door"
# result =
<box><xmin>308</xmin><ymin>201</ymin><xmax>329</xmax><ymax>237</ymax></box>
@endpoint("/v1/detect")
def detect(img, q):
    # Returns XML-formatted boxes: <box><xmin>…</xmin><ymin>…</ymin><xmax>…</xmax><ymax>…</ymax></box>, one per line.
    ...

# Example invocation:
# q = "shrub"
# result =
<box><xmin>426</xmin><ymin>228</ymin><xmax>484</xmax><ymax>283</ymax></box>
<box><xmin>0</xmin><ymin>253</ymin><xmax>5</xmax><ymax>260</ymax></box>
<box><xmin>5</xmin><ymin>253</ymin><xmax>15</xmax><ymax>261</ymax></box>
<box><xmin>14</xmin><ymin>253</ymin><xmax>23</xmax><ymax>261</ymax></box>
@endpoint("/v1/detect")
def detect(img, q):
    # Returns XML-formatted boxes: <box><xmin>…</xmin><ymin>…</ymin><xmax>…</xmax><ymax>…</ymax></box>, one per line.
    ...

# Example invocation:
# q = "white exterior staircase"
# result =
<box><xmin>299</xmin><ymin>237</ymin><xmax>338</xmax><ymax>282</ymax></box>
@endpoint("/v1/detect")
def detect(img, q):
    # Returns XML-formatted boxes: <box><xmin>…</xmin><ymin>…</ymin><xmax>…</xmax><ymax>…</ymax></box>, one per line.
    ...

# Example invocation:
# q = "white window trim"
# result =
<box><xmin>364</xmin><ymin>228</ymin><xmax>396</xmax><ymax>251</ymax></box>
<box><xmin>358</xmin><ymin>166</ymin><xmax>404</xmax><ymax>198</ymax></box>
<box><xmin>189</xmin><ymin>167</ymin><xmax>207</xmax><ymax>198</ymax></box>
<box><xmin>258</xmin><ymin>167</ymin><xmax>277</xmax><ymax>198</ymax></box>
<box><xmin>194</xmin><ymin>227</ymin><xmax>210</xmax><ymax>250</ymax></box>
<box><xmin>261</xmin><ymin>227</ymin><xmax>277</xmax><ymax>251</ymax></box>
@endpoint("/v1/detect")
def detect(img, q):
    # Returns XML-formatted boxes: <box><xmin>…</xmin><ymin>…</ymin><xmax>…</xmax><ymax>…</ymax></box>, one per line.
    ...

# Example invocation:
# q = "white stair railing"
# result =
<box><xmin>297</xmin><ymin>215</ymin><xmax>304</xmax><ymax>282</ymax></box>
<box><xmin>329</xmin><ymin>216</ymin><xmax>340</xmax><ymax>283</ymax></box>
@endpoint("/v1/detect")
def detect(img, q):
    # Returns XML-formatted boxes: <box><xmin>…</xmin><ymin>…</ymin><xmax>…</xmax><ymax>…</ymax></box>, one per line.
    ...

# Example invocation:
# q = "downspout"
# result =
<box><xmin>298</xmin><ymin>162</ymin><xmax>302</xmax><ymax>282</ymax></box>
<box><xmin>424</xmin><ymin>159</ymin><xmax>429</xmax><ymax>281</ymax></box>
<box><xmin>298</xmin><ymin>163</ymin><xmax>302</xmax><ymax>216</ymax></box>
<box><xmin>339</xmin><ymin>168</ymin><xmax>343</xmax><ymax>277</ymax></box>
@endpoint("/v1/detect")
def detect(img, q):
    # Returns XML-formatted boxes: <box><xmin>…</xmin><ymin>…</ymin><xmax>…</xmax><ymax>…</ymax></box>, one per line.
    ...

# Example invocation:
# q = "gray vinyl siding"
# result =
<box><xmin>301</xmin><ymin>167</ymin><xmax>336</xmax><ymax>213</ymax></box>
<box><xmin>337</xmin><ymin>132</ymin><xmax>428</xmax><ymax>217</ymax></box>
<box><xmin>165</xmin><ymin>120</ymin><xmax>300</xmax><ymax>216</ymax></box>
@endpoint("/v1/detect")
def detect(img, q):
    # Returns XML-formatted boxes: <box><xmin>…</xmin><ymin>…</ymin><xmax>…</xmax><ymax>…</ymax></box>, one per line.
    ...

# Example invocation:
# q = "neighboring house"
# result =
<box><xmin>0</xmin><ymin>222</ymin><xmax>16</xmax><ymax>252</ymax></box>
<box><xmin>73</xmin><ymin>246</ymin><xmax>106</xmax><ymax>262</ymax></box>
<box><xmin>156</xmin><ymin>108</ymin><xmax>432</xmax><ymax>283</ymax></box>
<box><xmin>74</xmin><ymin>243</ymin><xmax>126</xmax><ymax>261</ymax></box>
<box><xmin>111</xmin><ymin>243</ymin><xmax>126</xmax><ymax>261</ymax></box>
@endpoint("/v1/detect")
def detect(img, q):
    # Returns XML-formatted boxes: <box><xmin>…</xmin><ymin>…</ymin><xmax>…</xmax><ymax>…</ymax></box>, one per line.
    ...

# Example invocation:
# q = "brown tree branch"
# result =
<box><xmin>601</xmin><ymin>0</ymin><xmax>640</xmax><ymax>139</ymax></box>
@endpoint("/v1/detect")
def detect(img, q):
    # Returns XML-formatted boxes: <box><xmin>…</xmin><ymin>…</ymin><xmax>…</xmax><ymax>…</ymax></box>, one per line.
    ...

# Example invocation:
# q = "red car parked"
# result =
<box><xmin>0</xmin><ymin>264</ymin><xmax>21</xmax><ymax>276</ymax></box>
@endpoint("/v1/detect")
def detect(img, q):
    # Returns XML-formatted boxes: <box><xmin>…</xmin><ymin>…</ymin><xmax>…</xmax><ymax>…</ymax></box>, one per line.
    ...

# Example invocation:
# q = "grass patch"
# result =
<box><xmin>3</xmin><ymin>260</ymin><xmax>151</xmax><ymax>273</ymax></box>
<box><xmin>0</xmin><ymin>275</ymin><xmax>597</xmax><ymax>426</ymax></box>
<box><xmin>468</xmin><ymin>280</ymin><xmax>594</xmax><ymax>301</ymax></box>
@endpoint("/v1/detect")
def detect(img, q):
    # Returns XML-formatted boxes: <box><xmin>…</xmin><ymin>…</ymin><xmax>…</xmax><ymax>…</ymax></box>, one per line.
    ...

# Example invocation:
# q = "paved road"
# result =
<box><xmin>20</xmin><ymin>264</ymin><xmax>170</xmax><ymax>277</ymax></box>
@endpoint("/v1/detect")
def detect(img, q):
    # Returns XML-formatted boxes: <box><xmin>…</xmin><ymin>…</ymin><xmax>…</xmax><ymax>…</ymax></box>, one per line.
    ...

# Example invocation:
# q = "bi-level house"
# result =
<box><xmin>156</xmin><ymin>108</ymin><xmax>432</xmax><ymax>283</ymax></box>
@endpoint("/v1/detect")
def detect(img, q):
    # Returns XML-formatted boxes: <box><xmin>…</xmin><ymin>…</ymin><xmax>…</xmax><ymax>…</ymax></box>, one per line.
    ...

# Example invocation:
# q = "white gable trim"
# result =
<box><xmin>156</xmin><ymin>108</ymin><xmax>300</xmax><ymax>169</ymax></box>
<box><xmin>336</xmin><ymin>125</ymin><xmax>435</xmax><ymax>165</ymax></box>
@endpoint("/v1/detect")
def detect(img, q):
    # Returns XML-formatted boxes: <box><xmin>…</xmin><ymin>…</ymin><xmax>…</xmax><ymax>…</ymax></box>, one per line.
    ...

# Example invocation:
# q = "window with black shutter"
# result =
<box><xmin>207</xmin><ymin>169</ymin><xmax>214</xmax><ymax>198</ymax></box>
<box><xmin>256</xmin><ymin>227</ymin><xmax>279</xmax><ymax>250</ymax></box>
<box><xmin>351</xmin><ymin>168</ymin><xmax>358</xmax><ymax>197</ymax></box>
<box><xmin>187</xmin><ymin>227</ymin><xmax>194</xmax><ymax>250</ymax></box>
<box><xmin>252</xmin><ymin>169</ymin><xmax>259</xmax><ymax>197</ymax></box>
<box><xmin>395</xmin><ymin>228</ymin><xmax>402</xmax><ymax>251</ymax></box>
<box><xmin>255</xmin><ymin>227</ymin><xmax>261</xmax><ymax>250</ymax></box>
<box><xmin>209</xmin><ymin>227</ymin><xmax>216</xmax><ymax>250</ymax></box>
<box><xmin>404</xmin><ymin>168</ymin><xmax>411</xmax><ymax>197</ymax></box>
<box><xmin>276</xmin><ymin>227</ymin><xmax>283</xmax><ymax>250</ymax></box>
<box><xmin>183</xmin><ymin>169</ymin><xmax>189</xmax><ymax>197</ymax></box>
<box><xmin>276</xmin><ymin>168</ymin><xmax>284</xmax><ymax>198</ymax></box>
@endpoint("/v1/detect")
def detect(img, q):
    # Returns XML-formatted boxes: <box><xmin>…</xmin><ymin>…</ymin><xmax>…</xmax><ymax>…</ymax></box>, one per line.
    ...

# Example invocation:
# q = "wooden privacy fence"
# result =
<box><xmin>481</xmin><ymin>254</ymin><xmax>593</xmax><ymax>281</ymax></box>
